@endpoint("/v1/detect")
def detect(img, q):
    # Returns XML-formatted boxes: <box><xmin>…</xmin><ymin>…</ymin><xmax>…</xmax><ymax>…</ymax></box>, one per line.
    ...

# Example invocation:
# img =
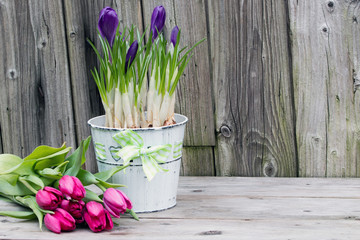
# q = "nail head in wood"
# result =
<box><xmin>220</xmin><ymin>125</ymin><xmax>231</xmax><ymax>138</ymax></box>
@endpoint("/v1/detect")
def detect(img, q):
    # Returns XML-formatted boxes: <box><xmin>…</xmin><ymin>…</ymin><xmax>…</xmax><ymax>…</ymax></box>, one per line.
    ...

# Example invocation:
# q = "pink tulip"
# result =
<box><xmin>103</xmin><ymin>188</ymin><xmax>132</xmax><ymax>218</ymax></box>
<box><xmin>59</xmin><ymin>175</ymin><xmax>86</xmax><ymax>200</ymax></box>
<box><xmin>60</xmin><ymin>199</ymin><xmax>85</xmax><ymax>223</ymax></box>
<box><xmin>84</xmin><ymin>201</ymin><xmax>113</xmax><ymax>232</ymax></box>
<box><xmin>36</xmin><ymin>186</ymin><xmax>63</xmax><ymax>210</ymax></box>
<box><xmin>44</xmin><ymin>208</ymin><xmax>76</xmax><ymax>234</ymax></box>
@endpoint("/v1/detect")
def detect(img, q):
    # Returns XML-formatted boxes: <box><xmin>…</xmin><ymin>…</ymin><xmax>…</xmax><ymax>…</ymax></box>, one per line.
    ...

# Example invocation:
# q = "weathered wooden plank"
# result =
<box><xmin>209</xmin><ymin>0</ymin><xmax>297</xmax><ymax>176</ymax></box>
<box><xmin>0</xmin><ymin>0</ymin><xmax>76</xmax><ymax>157</ymax></box>
<box><xmin>180</xmin><ymin>147</ymin><xmax>214</xmax><ymax>176</ymax></box>
<box><xmin>289</xmin><ymin>0</ymin><xmax>360</xmax><ymax>177</ymax></box>
<box><xmin>2</xmin><ymin>177</ymin><xmax>360</xmax><ymax>239</ymax></box>
<box><xmin>63</xmin><ymin>0</ymin><xmax>143</xmax><ymax>172</ymax></box>
<box><xmin>142</xmin><ymin>0</ymin><xmax>216</xmax><ymax>147</ymax></box>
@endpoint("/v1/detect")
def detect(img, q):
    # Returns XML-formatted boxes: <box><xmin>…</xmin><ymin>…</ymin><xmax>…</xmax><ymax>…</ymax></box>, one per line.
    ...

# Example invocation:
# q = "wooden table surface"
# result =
<box><xmin>1</xmin><ymin>177</ymin><xmax>360</xmax><ymax>239</ymax></box>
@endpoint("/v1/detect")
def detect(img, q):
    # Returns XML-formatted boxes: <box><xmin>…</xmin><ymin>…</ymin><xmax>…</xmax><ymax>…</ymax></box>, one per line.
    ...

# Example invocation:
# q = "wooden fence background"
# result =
<box><xmin>1</xmin><ymin>0</ymin><xmax>360</xmax><ymax>177</ymax></box>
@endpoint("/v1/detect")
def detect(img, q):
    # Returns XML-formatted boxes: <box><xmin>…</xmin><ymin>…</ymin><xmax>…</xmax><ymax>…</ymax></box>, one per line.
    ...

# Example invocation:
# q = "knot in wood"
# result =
<box><xmin>220</xmin><ymin>125</ymin><xmax>231</xmax><ymax>138</ymax></box>
<box><xmin>7</xmin><ymin>69</ymin><xmax>18</xmax><ymax>80</ymax></box>
<box><xmin>327</xmin><ymin>1</ymin><xmax>334</xmax><ymax>9</ymax></box>
<box><xmin>69</xmin><ymin>31</ymin><xmax>76</xmax><ymax>39</ymax></box>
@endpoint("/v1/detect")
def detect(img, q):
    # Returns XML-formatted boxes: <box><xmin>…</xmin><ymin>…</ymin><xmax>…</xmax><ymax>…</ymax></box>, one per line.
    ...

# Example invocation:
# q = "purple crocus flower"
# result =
<box><xmin>150</xmin><ymin>6</ymin><xmax>166</xmax><ymax>40</ymax></box>
<box><xmin>98</xmin><ymin>7</ymin><xmax>119</xmax><ymax>47</ymax></box>
<box><xmin>170</xmin><ymin>26</ymin><xmax>179</xmax><ymax>46</ymax></box>
<box><xmin>125</xmin><ymin>40</ymin><xmax>138</xmax><ymax>73</ymax></box>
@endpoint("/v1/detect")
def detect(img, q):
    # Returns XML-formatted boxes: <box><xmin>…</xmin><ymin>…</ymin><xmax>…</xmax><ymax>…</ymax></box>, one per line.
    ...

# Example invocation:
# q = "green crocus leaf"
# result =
<box><xmin>64</xmin><ymin>136</ymin><xmax>91</xmax><ymax>176</ymax></box>
<box><xmin>0</xmin><ymin>211</ymin><xmax>36</xmax><ymax>220</ymax></box>
<box><xmin>96</xmin><ymin>179</ymin><xmax>126</xmax><ymax>188</ymax></box>
<box><xmin>83</xmin><ymin>188</ymin><xmax>103</xmax><ymax>203</ymax></box>
<box><xmin>94</xmin><ymin>164</ymin><xmax>129</xmax><ymax>181</ymax></box>
<box><xmin>0</xmin><ymin>154</ymin><xmax>23</xmax><ymax>175</ymax></box>
<box><xmin>76</xmin><ymin>169</ymin><xmax>99</xmax><ymax>186</ymax></box>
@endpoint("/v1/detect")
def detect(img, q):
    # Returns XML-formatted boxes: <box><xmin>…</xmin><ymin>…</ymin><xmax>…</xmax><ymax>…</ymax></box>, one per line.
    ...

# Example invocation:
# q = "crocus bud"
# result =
<box><xmin>150</xmin><ymin>5</ymin><xmax>166</xmax><ymax>40</ymax></box>
<box><xmin>59</xmin><ymin>175</ymin><xmax>86</xmax><ymax>200</ymax></box>
<box><xmin>103</xmin><ymin>188</ymin><xmax>132</xmax><ymax>218</ymax></box>
<box><xmin>60</xmin><ymin>199</ymin><xmax>85</xmax><ymax>223</ymax></box>
<box><xmin>84</xmin><ymin>201</ymin><xmax>113</xmax><ymax>232</ymax></box>
<box><xmin>171</xmin><ymin>26</ymin><xmax>179</xmax><ymax>46</ymax></box>
<box><xmin>98</xmin><ymin>7</ymin><xmax>119</xmax><ymax>47</ymax></box>
<box><xmin>44</xmin><ymin>208</ymin><xmax>76</xmax><ymax>234</ymax></box>
<box><xmin>125</xmin><ymin>40</ymin><xmax>138</xmax><ymax>73</ymax></box>
<box><xmin>36</xmin><ymin>186</ymin><xmax>63</xmax><ymax>210</ymax></box>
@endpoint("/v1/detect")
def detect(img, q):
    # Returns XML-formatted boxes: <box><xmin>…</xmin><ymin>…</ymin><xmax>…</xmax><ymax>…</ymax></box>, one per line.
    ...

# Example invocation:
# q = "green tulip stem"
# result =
<box><xmin>19</xmin><ymin>178</ymin><xmax>38</xmax><ymax>195</ymax></box>
<box><xmin>95</xmin><ymin>183</ymin><xmax>107</xmax><ymax>192</ymax></box>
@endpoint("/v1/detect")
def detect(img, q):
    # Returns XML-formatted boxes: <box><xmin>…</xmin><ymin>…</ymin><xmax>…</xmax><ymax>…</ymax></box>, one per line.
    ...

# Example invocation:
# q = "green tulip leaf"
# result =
<box><xmin>24</xmin><ymin>143</ymin><xmax>67</xmax><ymax>160</ymax></box>
<box><xmin>76</xmin><ymin>169</ymin><xmax>99</xmax><ymax>186</ymax></box>
<box><xmin>19</xmin><ymin>175</ymin><xmax>44</xmax><ymax>189</ymax></box>
<box><xmin>0</xmin><ymin>178</ymin><xmax>33</xmax><ymax>196</ymax></box>
<box><xmin>38</xmin><ymin>168</ymin><xmax>62</xmax><ymax>180</ymax></box>
<box><xmin>64</xmin><ymin>136</ymin><xmax>91</xmax><ymax>176</ymax></box>
<box><xmin>94</xmin><ymin>164</ymin><xmax>129</xmax><ymax>181</ymax></box>
<box><xmin>83</xmin><ymin>188</ymin><xmax>103</xmax><ymax>203</ymax></box>
<box><xmin>0</xmin><ymin>174</ymin><xmax>19</xmax><ymax>186</ymax></box>
<box><xmin>13</xmin><ymin>159</ymin><xmax>37</xmax><ymax>176</ymax></box>
<box><xmin>96</xmin><ymin>179</ymin><xmax>126</xmax><ymax>189</ymax></box>
<box><xmin>54</xmin><ymin>161</ymin><xmax>69</xmax><ymax>174</ymax></box>
<box><xmin>126</xmin><ymin>209</ymin><xmax>139</xmax><ymax>221</ymax></box>
<box><xmin>16</xmin><ymin>196</ymin><xmax>46</xmax><ymax>229</ymax></box>
<box><xmin>0</xmin><ymin>154</ymin><xmax>23</xmax><ymax>175</ymax></box>
<box><xmin>34</xmin><ymin>147</ymin><xmax>72</xmax><ymax>171</ymax></box>
<box><xmin>40</xmin><ymin>177</ymin><xmax>55</xmax><ymax>187</ymax></box>
<box><xmin>0</xmin><ymin>211</ymin><xmax>36</xmax><ymax>220</ymax></box>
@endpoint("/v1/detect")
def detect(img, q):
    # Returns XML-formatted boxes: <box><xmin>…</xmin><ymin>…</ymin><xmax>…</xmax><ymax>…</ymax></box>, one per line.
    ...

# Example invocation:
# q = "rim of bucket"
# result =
<box><xmin>88</xmin><ymin>113</ymin><xmax>188</xmax><ymax>132</ymax></box>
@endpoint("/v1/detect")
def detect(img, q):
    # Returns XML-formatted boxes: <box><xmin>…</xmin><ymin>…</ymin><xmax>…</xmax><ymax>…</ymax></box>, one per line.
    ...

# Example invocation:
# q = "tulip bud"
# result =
<box><xmin>150</xmin><ymin>5</ymin><xmax>166</xmax><ymax>40</ymax></box>
<box><xmin>36</xmin><ymin>186</ymin><xmax>63</xmax><ymax>210</ymax></box>
<box><xmin>59</xmin><ymin>175</ymin><xmax>86</xmax><ymax>200</ymax></box>
<box><xmin>84</xmin><ymin>201</ymin><xmax>113</xmax><ymax>232</ymax></box>
<box><xmin>171</xmin><ymin>26</ymin><xmax>179</xmax><ymax>46</ymax></box>
<box><xmin>125</xmin><ymin>40</ymin><xmax>138</xmax><ymax>73</ymax></box>
<box><xmin>60</xmin><ymin>199</ymin><xmax>85</xmax><ymax>223</ymax></box>
<box><xmin>103</xmin><ymin>188</ymin><xmax>132</xmax><ymax>218</ymax></box>
<box><xmin>44</xmin><ymin>208</ymin><xmax>76</xmax><ymax>234</ymax></box>
<box><xmin>98</xmin><ymin>7</ymin><xmax>119</xmax><ymax>47</ymax></box>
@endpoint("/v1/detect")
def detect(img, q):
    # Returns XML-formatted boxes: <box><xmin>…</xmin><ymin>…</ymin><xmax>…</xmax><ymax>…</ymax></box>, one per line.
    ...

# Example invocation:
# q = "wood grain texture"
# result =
<box><xmin>142</xmin><ymin>0</ymin><xmax>216</xmax><ymax>147</ymax></box>
<box><xmin>209</xmin><ymin>0</ymin><xmax>297</xmax><ymax>176</ymax></box>
<box><xmin>180</xmin><ymin>147</ymin><xmax>214</xmax><ymax>176</ymax></box>
<box><xmin>0</xmin><ymin>0</ymin><xmax>76</xmax><ymax>157</ymax></box>
<box><xmin>2</xmin><ymin>177</ymin><xmax>360</xmax><ymax>239</ymax></box>
<box><xmin>289</xmin><ymin>0</ymin><xmax>360</xmax><ymax>177</ymax></box>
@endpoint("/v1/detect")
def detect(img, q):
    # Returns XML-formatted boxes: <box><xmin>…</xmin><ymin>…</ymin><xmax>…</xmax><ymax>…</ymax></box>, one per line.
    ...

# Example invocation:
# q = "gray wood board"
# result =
<box><xmin>1</xmin><ymin>177</ymin><xmax>360</xmax><ymax>239</ymax></box>
<box><xmin>181</xmin><ymin>147</ymin><xmax>214</xmax><ymax>176</ymax></box>
<box><xmin>209</xmin><ymin>0</ymin><xmax>297</xmax><ymax>176</ymax></box>
<box><xmin>0</xmin><ymin>0</ymin><xmax>76</xmax><ymax>157</ymax></box>
<box><xmin>289</xmin><ymin>0</ymin><xmax>360</xmax><ymax>177</ymax></box>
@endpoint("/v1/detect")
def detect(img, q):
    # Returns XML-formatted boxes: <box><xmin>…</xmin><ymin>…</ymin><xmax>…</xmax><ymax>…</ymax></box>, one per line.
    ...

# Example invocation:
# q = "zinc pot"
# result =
<box><xmin>88</xmin><ymin>113</ymin><xmax>187</xmax><ymax>213</ymax></box>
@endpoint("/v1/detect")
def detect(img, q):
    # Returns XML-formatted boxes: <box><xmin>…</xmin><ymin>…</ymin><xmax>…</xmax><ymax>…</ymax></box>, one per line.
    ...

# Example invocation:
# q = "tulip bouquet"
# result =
<box><xmin>0</xmin><ymin>137</ymin><xmax>137</xmax><ymax>234</ymax></box>
<box><xmin>89</xmin><ymin>6</ymin><xmax>205</xmax><ymax>128</ymax></box>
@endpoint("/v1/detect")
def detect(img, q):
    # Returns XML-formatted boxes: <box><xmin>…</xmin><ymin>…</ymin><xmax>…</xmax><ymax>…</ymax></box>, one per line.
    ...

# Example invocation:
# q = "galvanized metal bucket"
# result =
<box><xmin>88</xmin><ymin>114</ymin><xmax>187</xmax><ymax>213</ymax></box>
